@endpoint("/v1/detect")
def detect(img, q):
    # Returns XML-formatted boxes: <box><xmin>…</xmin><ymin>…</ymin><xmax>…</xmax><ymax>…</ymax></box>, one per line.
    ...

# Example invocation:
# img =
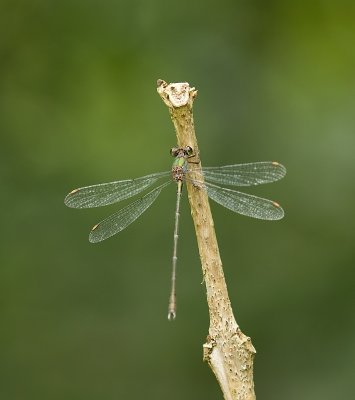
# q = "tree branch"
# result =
<box><xmin>157</xmin><ymin>79</ymin><xmax>256</xmax><ymax>400</ymax></box>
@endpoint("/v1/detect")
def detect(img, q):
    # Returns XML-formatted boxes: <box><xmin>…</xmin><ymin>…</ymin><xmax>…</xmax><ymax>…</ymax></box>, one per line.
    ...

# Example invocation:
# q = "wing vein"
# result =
<box><xmin>201</xmin><ymin>161</ymin><xmax>286</xmax><ymax>187</ymax></box>
<box><xmin>205</xmin><ymin>181</ymin><xmax>284</xmax><ymax>220</ymax></box>
<box><xmin>65</xmin><ymin>171</ymin><xmax>170</xmax><ymax>208</ymax></box>
<box><xmin>89</xmin><ymin>181</ymin><xmax>171</xmax><ymax>243</ymax></box>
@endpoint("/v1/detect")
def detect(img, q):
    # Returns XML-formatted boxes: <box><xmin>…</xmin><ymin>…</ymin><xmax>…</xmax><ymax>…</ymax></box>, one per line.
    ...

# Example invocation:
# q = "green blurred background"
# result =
<box><xmin>1</xmin><ymin>0</ymin><xmax>354</xmax><ymax>399</ymax></box>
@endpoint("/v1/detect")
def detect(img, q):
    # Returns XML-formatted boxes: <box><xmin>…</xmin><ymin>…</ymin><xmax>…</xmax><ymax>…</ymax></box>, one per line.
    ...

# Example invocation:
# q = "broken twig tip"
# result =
<box><xmin>157</xmin><ymin>79</ymin><xmax>167</xmax><ymax>88</ymax></box>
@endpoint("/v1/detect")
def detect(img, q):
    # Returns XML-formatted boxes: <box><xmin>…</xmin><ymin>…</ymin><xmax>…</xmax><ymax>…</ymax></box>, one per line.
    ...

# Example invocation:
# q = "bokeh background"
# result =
<box><xmin>1</xmin><ymin>1</ymin><xmax>354</xmax><ymax>399</ymax></box>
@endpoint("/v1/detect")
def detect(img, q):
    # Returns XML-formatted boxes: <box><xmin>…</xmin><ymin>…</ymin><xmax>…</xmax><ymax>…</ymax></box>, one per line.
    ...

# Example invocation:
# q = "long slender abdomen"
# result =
<box><xmin>168</xmin><ymin>180</ymin><xmax>183</xmax><ymax>320</ymax></box>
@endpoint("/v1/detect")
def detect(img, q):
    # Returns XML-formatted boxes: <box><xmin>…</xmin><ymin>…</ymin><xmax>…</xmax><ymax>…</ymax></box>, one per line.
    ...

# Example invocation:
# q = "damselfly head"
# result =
<box><xmin>170</xmin><ymin>146</ymin><xmax>194</xmax><ymax>158</ymax></box>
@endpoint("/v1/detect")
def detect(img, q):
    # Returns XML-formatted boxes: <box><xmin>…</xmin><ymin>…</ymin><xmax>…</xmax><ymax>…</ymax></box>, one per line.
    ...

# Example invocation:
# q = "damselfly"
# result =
<box><xmin>64</xmin><ymin>146</ymin><xmax>286</xmax><ymax>320</ymax></box>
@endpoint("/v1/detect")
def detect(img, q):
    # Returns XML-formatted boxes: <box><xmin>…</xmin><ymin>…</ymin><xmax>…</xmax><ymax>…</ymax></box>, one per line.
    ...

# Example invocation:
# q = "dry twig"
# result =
<box><xmin>157</xmin><ymin>79</ymin><xmax>256</xmax><ymax>400</ymax></box>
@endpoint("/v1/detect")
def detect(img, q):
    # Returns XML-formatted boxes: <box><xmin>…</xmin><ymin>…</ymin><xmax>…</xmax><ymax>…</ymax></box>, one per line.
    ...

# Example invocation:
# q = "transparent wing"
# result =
<box><xmin>65</xmin><ymin>171</ymin><xmax>170</xmax><ymax>208</ymax></box>
<box><xmin>205</xmin><ymin>182</ymin><xmax>284</xmax><ymax>220</ymax></box>
<box><xmin>89</xmin><ymin>181</ymin><xmax>171</xmax><ymax>243</ymax></box>
<box><xmin>200</xmin><ymin>162</ymin><xmax>286</xmax><ymax>187</ymax></box>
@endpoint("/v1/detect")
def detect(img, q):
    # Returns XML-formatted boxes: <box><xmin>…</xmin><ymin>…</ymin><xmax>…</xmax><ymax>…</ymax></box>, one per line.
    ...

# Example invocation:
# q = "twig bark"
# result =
<box><xmin>157</xmin><ymin>79</ymin><xmax>256</xmax><ymax>400</ymax></box>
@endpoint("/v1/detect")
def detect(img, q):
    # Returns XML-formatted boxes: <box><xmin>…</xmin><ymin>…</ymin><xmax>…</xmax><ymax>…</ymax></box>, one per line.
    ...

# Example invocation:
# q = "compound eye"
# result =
<box><xmin>170</xmin><ymin>147</ymin><xmax>179</xmax><ymax>157</ymax></box>
<box><xmin>185</xmin><ymin>146</ymin><xmax>193</xmax><ymax>156</ymax></box>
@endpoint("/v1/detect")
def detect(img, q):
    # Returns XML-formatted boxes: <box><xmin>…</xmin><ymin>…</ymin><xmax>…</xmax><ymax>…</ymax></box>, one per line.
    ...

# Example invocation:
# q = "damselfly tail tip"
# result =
<box><xmin>168</xmin><ymin>311</ymin><xmax>176</xmax><ymax>321</ymax></box>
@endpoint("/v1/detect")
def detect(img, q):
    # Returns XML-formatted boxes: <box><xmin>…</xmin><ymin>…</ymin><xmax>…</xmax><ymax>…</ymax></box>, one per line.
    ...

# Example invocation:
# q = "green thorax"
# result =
<box><xmin>172</xmin><ymin>156</ymin><xmax>188</xmax><ymax>169</ymax></box>
<box><xmin>171</xmin><ymin>155</ymin><xmax>188</xmax><ymax>182</ymax></box>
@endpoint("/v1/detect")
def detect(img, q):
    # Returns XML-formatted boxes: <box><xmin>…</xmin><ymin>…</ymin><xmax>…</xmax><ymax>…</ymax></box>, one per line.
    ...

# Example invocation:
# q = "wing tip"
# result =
<box><xmin>64</xmin><ymin>189</ymin><xmax>81</xmax><ymax>207</ymax></box>
<box><xmin>272</xmin><ymin>201</ymin><xmax>285</xmax><ymax>220</ymax></box>
<box><xmin>91</xmin><ymin>223</ymin><xmax>100</xmax><ymax>231</ymax></box>
<box><xmin>89</xmin><ymin>223</ymin><xmax>107</xmax><ymax>243</ymax></box>
<box><xmin>271</xmin><ymin>161</ymin><xmax>287</xmax><ymax>180</ymax></box>
<box><xmin>272</xmin><ymin>160</ymin><xmax>287</xmax><ymax>170</ymax></box>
